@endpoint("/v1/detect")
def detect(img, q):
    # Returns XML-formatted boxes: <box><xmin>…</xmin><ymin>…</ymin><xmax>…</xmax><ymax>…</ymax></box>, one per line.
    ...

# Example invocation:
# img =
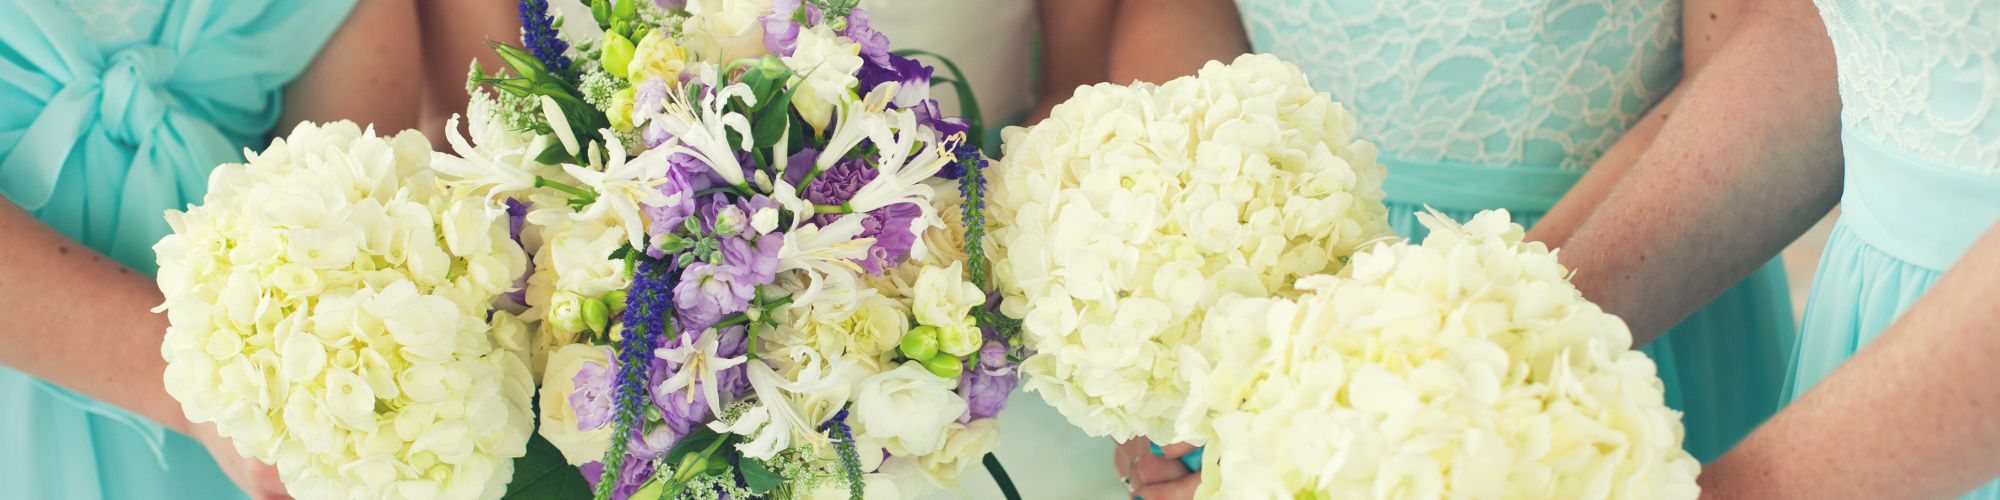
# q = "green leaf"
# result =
<box><xmin>663</xmin><ymin>427</ymin><xmax>724</xmax><ymax>467</ymax></box>
<box><xmin>491</xmin><ymin>41</ymin><xmax>551</xmax><ymax>80</ymax></box>
<box><xmin>535</xmin><ymin>142</ymin><xmax>576</xmax><ymax>165</ymax></box>
<box><xmin>501</xmin><ymin>400</ymin><xmax>591</xmax><ymax>500</ymax></box>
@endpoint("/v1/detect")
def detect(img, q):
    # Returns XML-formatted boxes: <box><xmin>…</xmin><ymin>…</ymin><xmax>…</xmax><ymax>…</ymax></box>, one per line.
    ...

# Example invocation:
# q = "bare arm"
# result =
<box><xmin>1699</xmin><ymin>222</ymin><xmax>2000</xmax><ymax>498</ymax></box>
<box><xmin>1105</xmin><ymin>0</ymin><xmax>1249</xmax><ymax>85</ymax></box>
<box><xmin>416</xmin><ymin>0</ymin><xmax>524</xmax><ymax>137</ymax></box>
<box><xmin>1027</xmin><ymin>0</ymin><xmax>1117</xmax><ymax>123</ymax></box>
<box><xmin>1556</xmin><ymin>0</ymin><xmax>1843</xmax><ymax>343</ymax></box>
<box><xmin>281</xmin><ymin>0</ymin><xmax>430</xmax><ymax>139</ymax></box>
<box><xmin>0</xmin><ymin>200</ymin><xmax>184</xmax><ymax>435</ymax></box>
<box><xmin>1531</xmin><ymin>0</ymin><xmax>1748</xmax><ymax>247</ymax></box>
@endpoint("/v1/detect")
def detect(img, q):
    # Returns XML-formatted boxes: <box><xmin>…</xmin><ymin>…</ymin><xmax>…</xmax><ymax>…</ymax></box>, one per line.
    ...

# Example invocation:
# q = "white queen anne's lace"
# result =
<box><xmin>1235</xmin><ymin>0</ymin><xmax>1682</xmax><ymax>170</ymax></box>
<box><xmin>155</xmin><ymin>122</ymin><xmax>537</xmax><ymax>500</ymax></box>
<box><xmin>990</xmin><ymin>54</ymin><xmax>1393</xmax><ymax>440</ymax></box>
<box><xmin>1815</xmin><ymin>0</ymin><xmax>2000</xmax><ymax>174</ymax></box>
<box><xmin>1178</xmin><ymin>209</ymin><xmax>1700</xmax><ymax>499</ymax></box>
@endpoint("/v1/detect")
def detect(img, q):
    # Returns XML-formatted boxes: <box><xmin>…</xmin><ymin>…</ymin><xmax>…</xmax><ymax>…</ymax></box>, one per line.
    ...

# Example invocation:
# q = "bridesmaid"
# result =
<box><xmin>1551</xmin><ymin>0</ymin><xmax>2000</xmax><ymax>496</ymax></box>
<box><xmin>0</xmin><ymin>0</ymin><xmax>515</xmax><ymax>497</ymax></box>
<box><xmin>1104</xmin><ymin>0</ymin><xmax>1798</xmax><ymax>494</ymax></box>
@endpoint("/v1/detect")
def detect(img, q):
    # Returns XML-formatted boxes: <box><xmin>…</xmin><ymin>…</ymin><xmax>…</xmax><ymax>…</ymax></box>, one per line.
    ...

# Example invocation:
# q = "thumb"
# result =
<box><xmin>1132</xmin><ymin>470</ymin><xmax>1201</xmax><ymax>500</ymax></box>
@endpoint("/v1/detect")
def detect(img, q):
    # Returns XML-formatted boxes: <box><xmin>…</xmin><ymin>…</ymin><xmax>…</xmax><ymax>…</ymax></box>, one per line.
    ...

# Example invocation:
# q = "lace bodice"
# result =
<box><xmin>1815</xmin><ymin>0</ymin><xmax>2000</xmax><ymax>175</ymax></box>
<box><xmin>1235</xmin><ymin>0</ymin><xmax>1681</xmax><ymax>170</ymax></box>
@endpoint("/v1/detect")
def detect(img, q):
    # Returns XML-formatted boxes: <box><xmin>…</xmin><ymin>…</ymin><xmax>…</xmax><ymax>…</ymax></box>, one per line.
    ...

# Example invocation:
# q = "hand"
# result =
<box><xmin>1113</xmin><ymin>437</ymin><xmax>1202</xmax><ymax>499</ymax></box>
<box><xmin>192</xmin><ymin>423</ymin><xmax>292</xmax><ymax>500</ymax></box>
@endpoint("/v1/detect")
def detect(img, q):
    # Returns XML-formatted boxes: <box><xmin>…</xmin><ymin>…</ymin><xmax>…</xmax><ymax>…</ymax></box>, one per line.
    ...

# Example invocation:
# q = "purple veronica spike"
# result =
<box><xmin>518</xmin><ymin>0</ymin><xmax>572</xmax><ymax>75</ymax></box>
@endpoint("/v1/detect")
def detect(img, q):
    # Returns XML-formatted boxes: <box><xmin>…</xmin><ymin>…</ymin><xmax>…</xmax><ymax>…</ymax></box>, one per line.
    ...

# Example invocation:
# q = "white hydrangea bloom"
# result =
<box><xmin>989</xmin><ymin>54</ymin><xmax>1392</xmax><ymax>439</ymax></box>
<box><xmin>156</xmin><ymin>121</ymin><xmax>537</xmax><ymax>500</ymax></box>
<box><xmin>1180</xmin><ymin>209</ymin><xmax>1701</xmax><ymax>499</ymax></box>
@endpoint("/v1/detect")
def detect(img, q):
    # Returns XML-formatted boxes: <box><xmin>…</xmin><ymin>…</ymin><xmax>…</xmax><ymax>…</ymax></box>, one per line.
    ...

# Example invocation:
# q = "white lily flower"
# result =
<box><xmin>814</xmin><ymin>82</ymin><xmax>897</xmax><ymax>173</ymax></box>
<box><xmin>540</xmin><ymin>95</ymin><xmax>581</xmax><ymax>157</ymax></box>
<box><xmin>652</xmin><ymin>66</ymin><xmax>759</xmax><ymax>188</ymax></box>
<box><xmin>653</xmin><ymin>328</ymin><xmax>749</xmax><ymax>418</ymax></box>
<box><xmin>776</xmin><ymin>214</ymin><xmax>872</xmax><ymax>310</ymax></box>
<box><xmin>431</xmin><ymin>114</ymin><xmax>537</xmax><ymax>209</ymax></box>
<box><xmin>562</xmin><ymin>132</ymin><xmax>671</xmax><ymax>248</ymax></box>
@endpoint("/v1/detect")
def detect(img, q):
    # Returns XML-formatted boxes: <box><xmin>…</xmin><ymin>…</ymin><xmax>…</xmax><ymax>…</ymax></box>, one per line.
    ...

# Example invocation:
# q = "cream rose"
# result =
<box><xmin>537</xmin><ymin>343</ymin><xmax>614</xmax><ymax>465</ymax></box>
<box><xmin>851</xmin><ymin>362</ymin><xmax>968</xmax><ymax>456</ymax></box>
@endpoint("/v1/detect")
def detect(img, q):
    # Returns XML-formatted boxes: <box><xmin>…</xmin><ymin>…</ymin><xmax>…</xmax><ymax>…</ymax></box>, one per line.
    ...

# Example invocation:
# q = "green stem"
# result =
<box><xmin>796</xmin><ymin>166</ymin><xmax>826</xmax><ymax>190</ymax></box>
<box><xmin>535</xmin><ymin>175</ymin><xmax>599</xmax><ymax>204</ymax></box>
<box><xmin>983</xmin><ymin>453</ymin><xmax>1022</xmax><ymax>500</ymax></box>
<box><xmin>813</xmin><ymin>204</ymin><xmax>851</xmax><ymax>214</ymax></box>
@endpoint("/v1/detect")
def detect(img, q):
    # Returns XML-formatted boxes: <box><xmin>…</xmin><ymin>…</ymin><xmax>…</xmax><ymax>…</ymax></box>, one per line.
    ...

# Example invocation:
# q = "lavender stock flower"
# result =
<box><xmin>959</xmin><ymin>339</ymin><xmax>1017</xmax><ymax>421</ymax></box>
<box><xmin>842</xmin><ymin>7</ymin><xmax>891</xmax><ymax>67</ymax></box>
<box><xmin>571</xmin><ymin>357</ymin><xmax>619</xmax><ymax>431</ymax></box>
<box><xmin>579</xmin><ymin>457</ymin><xmax>655</xmax><ymax>500</ymax></box>
<box><xmin>760</xmin><ymin>0</ymin><xmax>804</xmax><ymax>56</ymax></box>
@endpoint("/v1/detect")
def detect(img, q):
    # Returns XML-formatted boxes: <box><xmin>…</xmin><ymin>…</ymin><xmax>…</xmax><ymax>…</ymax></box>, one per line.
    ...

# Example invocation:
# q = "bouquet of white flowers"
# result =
<box><xmin>154</xmin><ymin>121</ymin><xmax>537</xmax><ymax>499</ymax></box>
<box><xmin>1177</xmin><ymin>209</ymin><xmax>1701</xmax><ymax>499</ymax></box>
<box><xmin>989</xmin><ymin>53</ymin><xmax>1393</xmax><ymax>441</ymax></box>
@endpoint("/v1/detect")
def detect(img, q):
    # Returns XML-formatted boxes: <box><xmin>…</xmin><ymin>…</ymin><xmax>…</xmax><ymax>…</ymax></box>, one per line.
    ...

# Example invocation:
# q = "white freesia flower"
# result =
<box><xmin>156</xmin><ymin>122</ymin><xmax>535</xmax><ymax>500</ymax></box>
<box><xmin>911</xmin><ymin>262</ymin><xmax>984</xmax><ymax>328</ymax></box>
<box><xmin>429</xmin><ymin>90</ymin><xmax>556</xmax><ymax>208</ymax></box>
<box><xmin>783</xmin><ymin>25</ymin><xmax>863</xmax><ymax>132</ymax></box>
<box><xmin>1178</xmin><ymin>209</ymin><xmax>1701</xmax><ymax>499</ymax></box>
<box><xmin>681</xmin><ymin>0</ymin><xmax>773</xmax><ymax>63</ymax></box>
<box><xmin>989</xmin><ymin>54</ymin><xmax>1392</xmax><ymax>440</ymax></box>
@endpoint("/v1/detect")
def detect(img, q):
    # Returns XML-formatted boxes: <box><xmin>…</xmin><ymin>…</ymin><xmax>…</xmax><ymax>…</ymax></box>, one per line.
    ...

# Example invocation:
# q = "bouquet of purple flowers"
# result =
<box><xmin>432</xmin><ymin>0</ymin><xmax>1028</xmax><ymax>498</ymax></box>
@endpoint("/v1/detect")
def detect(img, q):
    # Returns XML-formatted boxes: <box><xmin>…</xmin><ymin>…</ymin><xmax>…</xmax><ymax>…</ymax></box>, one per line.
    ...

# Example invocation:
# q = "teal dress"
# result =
<box><xmin>0</xmin><ymin>0</ymin><xmax>354</xmax><ymax>497</ymax></box>
<box><xmin>1238</xmin><ymin>0</ymin><xmax>1797</xmax><ymax>462</ymax></box>
<box><xmin>1794</xmin><ymin>1</ymin><xmax>2000</xmax><ymax>497</ymax></box>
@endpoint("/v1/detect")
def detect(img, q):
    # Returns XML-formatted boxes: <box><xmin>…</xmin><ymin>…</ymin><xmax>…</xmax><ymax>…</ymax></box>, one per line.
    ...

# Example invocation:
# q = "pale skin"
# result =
<box><xmin>0</xmin><ymin>0</ymin><xmax>509</xmax><ymax>498</ymax></box>
<box><xmin>1096</xmin><ymin>0</ymin><xmax>1750</xmax><ymax>496</ymax></box>
<box><xmin>1550</xmin><ymin>0</ymin><xmax>2000</xmax><ymax>496</ymax></box>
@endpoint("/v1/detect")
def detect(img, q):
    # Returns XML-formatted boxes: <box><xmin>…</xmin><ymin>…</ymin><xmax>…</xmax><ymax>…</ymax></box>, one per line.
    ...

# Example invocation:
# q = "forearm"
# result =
<box><xmin>1559</xmin><ymin>0</ymin><xmax>1842</xmax><ymax>343</ymax></box>
<box><xmin>416</xmin><ymin>0</ymin><xmax>524</xmax><ymax>136</ymax></box>
<box><xmin>1700</xmin><ymin>223</ymin><xmax>2000</xmax><ymax>498</ymax></box>
<box><xmin>1028</xmin><ymin>0</ymin><xmax>1117</xmax><ymax>123</ymax></box>
<box><xmin>0</xmin><ymin>199</ymin><xmax>187</xmax><ymax>436</ymax></box>
<box><xmin>281</xmin><ymin>0</ymin><xmax>429</xmax><ymax>140</ymax></box>
<box><xmin>1533</xmin><ymin>0</ymin><xmax>1748</xmax><ymax>247</ymax></box>
<box><xmin>1532</xmin><ymin>88</ymin><xmax>1680</xmax><ymax>247</ymax></box>
<box><xmin>1105</xmin><ymin>0</ymin><xmax>1249</xmax><ymax>85</ymax></box>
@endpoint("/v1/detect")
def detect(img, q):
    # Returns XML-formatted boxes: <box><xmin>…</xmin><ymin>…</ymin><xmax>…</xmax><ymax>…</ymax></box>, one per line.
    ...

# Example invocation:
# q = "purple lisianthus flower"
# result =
<box><xmin>857</xmin><ymin>53</ymin><xmax>933</xmax><ymax>109</ymax></box>
<box><xmin>502</xmin><ymin>199</ymin><xmax>534</xmax><ymax>306</ymax></box>
<box><xmin>843</xmin><ymin>7</ymin><xmax>892</xmax><ymax>67</ymax></box>
<box><xmin>856</xmin><ymin>202</ymin><xmax>921</xmax><ymax>274</ymax></box>
<box><xmin>959</xmin><ymin>340</ymin><xmax>1018</xmax><ymax>421</ymax></box>
<box><xmin>918</xmin><ymin>99</ymin><xmax>971</xmax><ymax>139</ymax></box>
<box><xmin>579</xmin><ymin>456</ymin><xmax>655</xmax><ymax>500</ymax></box>
<box><xmin>571</xmin><ymin>357</ymin><xmax>618</xmax><ymax>432</ymax></box>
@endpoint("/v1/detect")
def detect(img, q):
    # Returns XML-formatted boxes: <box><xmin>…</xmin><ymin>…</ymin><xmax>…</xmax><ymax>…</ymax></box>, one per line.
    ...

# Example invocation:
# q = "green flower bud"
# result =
<box><xmin>601</xmin><ymin>31</ymin><xmax>636</xmax><ymax>79</ymax></box>
<box><xmin>582</xmin><ymin>297</ymin><xmax>611</xmax><ymax>335</ymax></box>
<box><xmin>606</xmin><ymin>87</ymin><xmax>637</xmax><ymax>131</ymax></box>
<box><xmin>900</xmin><ymin>325</ymin><xmax>940</xmax><ymax>361</ymax></box>
<box><xmin>922</xmin><ymin>354</ymin><xmax>964</xmax><ymax>379</ymax></box>
<box><xmin>603</xmin><ymin>290</ymin><xmax>629</xmax><ymax>315</ymax></box>
<box><xmin>936</xmin><ymin>317</ymin><xmax>982</xmax><ymax>357</ymax></box>
<box><xmin>549</xmin><ymin>291</ymin><xmax>588</xmax><ymax>333</ymax></box>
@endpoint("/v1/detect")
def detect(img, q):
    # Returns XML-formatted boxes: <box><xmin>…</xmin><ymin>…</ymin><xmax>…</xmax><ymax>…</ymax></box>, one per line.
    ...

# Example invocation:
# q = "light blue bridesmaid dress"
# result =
<box><xmin>0</xmin><ymin>0</ymin><xmax>354</xmax><ymax>497</ymax></box>
<box><xmin>1793</xmin><ymin>0</ymin><xmax>2000</xmax><ymax>497</ymax></box>
<box><xmin>1237</xmin><ymin>0</ymin><xmax>1797</xmax><ymax>462</ymax></box>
